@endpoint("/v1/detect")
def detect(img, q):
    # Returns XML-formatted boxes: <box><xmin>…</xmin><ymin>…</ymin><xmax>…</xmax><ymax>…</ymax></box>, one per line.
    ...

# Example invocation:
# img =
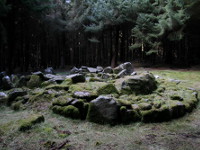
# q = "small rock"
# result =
<box><xmin>87</xmin><ymin>67</ymin><xmax>97</xmax><ymax>73</ymax></box>
<box><xmin>7</xmin><ymin>88</ymin><xmax>27</xmax><ymax>105</ymax></box>
<box><xmin>131</xmin><ymin>72</ymin><xmax>137</xmax><ymax>76</ymax></box>
<box><xmin>103</xmin><ymin>67</ymin><xmax>113</xmax><ymax>74</ymax></box>
<box><xmin>116</xmin><ymin>70</ymin><xmax>127</xmax><ymax>78</ymax></box>
<box><xmin>122</xmin><ymin>62</ymin><xmax>134</xmax><ymax>75</ymax></box>
<box><xmin>96</xmin><ymin>66</ymin><xmax>103</xmax><ymax>73</ymax></box>
<box><xmin>70</xmin><ymin>67</ymin><xmax>80</xmax><ymax>74</ymax></box>
<box><xmin>44</xmin><ymin>74</ymin><xmax>65</xmax><ymax>84</ymax></box>
<box><xmin>2</xmin><ymin>76</ymin><xmax>14</xmax><ymax>90</ymax></box>
<box><xmin>66</xmin><ymin>74</ymin><xmax>85</xmax><ymax>83</ymax></box>
<box><xmin>44</xmin><ymin>67</ymin><xmax>55</xmax><ymax>74</ymax></box>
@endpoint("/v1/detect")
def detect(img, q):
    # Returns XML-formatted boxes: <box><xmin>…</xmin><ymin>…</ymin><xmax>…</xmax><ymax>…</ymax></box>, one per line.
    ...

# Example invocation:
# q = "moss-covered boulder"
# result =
<box><xmin>87</xmin><ymin>96</ymin><xmax>119</xmax><ymax>124</ymax></box>
<box><xmin>52</xmin><ymin>96</ymin><xmax>74</xmax><ymax>106</ymax></box>
<box><xmin>124</xmin><ymin>72</ymin><xmax>157</xmax><ymax>94</ymax></box>
<box><xmin>27</xmin><ymin>75</ymin><xmax>42</xmax><ymax>89</ymax></box>
<box><xmin>97</xmin><ymin>83</ymin><xmax>119</xmax><ymax>95</ymax></box>
<box><xmin>19</xmin><ymin>114</ymin><xmax>44</xmax><ymax>131</ymax></box>
<box><xmin>62</xmin><ymin>105</ymin><xmax>81</xmax><ymax>119</ymax></box>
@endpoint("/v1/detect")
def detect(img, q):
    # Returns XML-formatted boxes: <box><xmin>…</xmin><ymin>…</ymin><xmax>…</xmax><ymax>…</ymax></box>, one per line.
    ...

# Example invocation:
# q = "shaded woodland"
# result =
<box><xmin>0</xmin><ymin>0</ymin><xmax>200</xmax><ymax>73</ymax></box>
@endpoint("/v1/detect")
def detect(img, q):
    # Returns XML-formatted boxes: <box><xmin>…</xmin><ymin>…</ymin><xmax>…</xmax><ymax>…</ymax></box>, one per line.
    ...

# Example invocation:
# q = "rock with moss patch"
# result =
<box><xmin>73</xmin><ymin>91</ymin><xmax>97</xmax><ymax>101</ymax></box>
<box><xmin>103</xmin><ymin>67</ymin><xmax>113</xmax><ymax>74</ymax></box>
<box><xmin>138</xmin><ymin>103</ymin><xmax>152</xmax><ymax>110</ymax></box>
<box><xmin>27</xmin><ymin>75</ymin><xmax>42</xmax><ymax>89</ymax></box>
<box><xmin>7</xmin><ymin>88</ymin><xmax>27</xmax><ymax>105</ymax></box>
<box><xmin>87</xmin><ymin>96</ymin><xmax>119</xmax><ymax>124</ymax></box>
<box><xmin>124</xmin><ymin>72</ymin><xmax>157</xmax><ymax>94</ymax></box>
<box><xmin>66</xmin><ymin>74</ymin><xmax>85</xmax><ymax>84</ymax></box>
<box><xmin>97</xmin><ymin>83</ymin><xmax>118</xmax><ymax>95</ymax></box>
<box><xmin>52</xmin><ymin>96</ymin><xmax>74</xmax><ymax>106</ymax></box>
<box><xmin>116</xmin><ymin>70</ymin><xmax>127</xmax><ymax>78</ymax></box>
<box><xmin>16</xmin><ymin>75</ymin><xmax>30</xmax><ymax>88</ymax></box>
<box><xmin>19</xmin><ymin>114</ymin><xmax>44</xmax><ymax>131</ymax></box>
<box><xmin>120</xmin><ymin>106</ymin><xmax>140</xmax><ymax>124</ymax></box>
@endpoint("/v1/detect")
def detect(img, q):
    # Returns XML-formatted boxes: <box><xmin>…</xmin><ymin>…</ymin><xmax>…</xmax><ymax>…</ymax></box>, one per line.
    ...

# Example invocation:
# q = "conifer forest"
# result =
<box><xmin>0</xmin><ymin>0</ymin><xmax>200</xmax><ymax>72</ymax></box>
<box><xmin>1</xmin><ymin>1</ymin><xmax>200</xmax><ymax>150</ymax></box>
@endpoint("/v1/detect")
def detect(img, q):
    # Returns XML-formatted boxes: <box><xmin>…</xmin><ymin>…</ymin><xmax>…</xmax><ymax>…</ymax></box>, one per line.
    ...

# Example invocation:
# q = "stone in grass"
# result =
<box><xmin>19</xmin><ymin>114</ymin><xmax>45</xmax><ymax>131</ymax></box>
<box><xmin>87</xmin><ymin>96</ymin><xmax>119</xmax><ymax>124</ymax></box>
<box><xmin>27</xmin><ymin>75</ymin><xmax>42</xmax><ymax>89</ymax></box>
<box><xmin>97</xmin><ymin>83</ymin><xmax>119</xmax><ymax>95</ymax></box>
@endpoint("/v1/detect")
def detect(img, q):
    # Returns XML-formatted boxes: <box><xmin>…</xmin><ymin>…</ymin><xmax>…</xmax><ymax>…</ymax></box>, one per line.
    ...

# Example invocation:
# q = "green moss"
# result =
<box><xmin>45</xmin><ymin>84</ymin><xmax>69</xmax><ymax>91</ymax></box>
<box><xmin>89</xmin><ymin>77</ymin><xmax>103</xmax><ymax>82</ymax></box>
<box><xmin>52</xmin><ymin>96</ymin><xmax>73</xmax><ymax>106</ymax></box>
<box><xmin>41</xmin><ymin>81</ymin><xmax>56</xmax><ymax>87</ymax></box>
<box><xmin>69</xmin><ymin>82</ymin><xmax>105</xmax><ymax>93</ymax></box>
<box><xmin>62</xmin><ymin>105</ymin><xmax>80</xmax><ymax>119</ymax></box>
<box><xmin>11</xmin><ymin>101</ymin><xmax>23</xmax><ymax>111</ymax></box>
<box><xmin>52</xmin><ymin>105</ymin><xmax>64</xmax><ymax>114</ymax></box>
<box><xmin>120</xmin><ymin>106</ymin><xmax>141</xmax><ymax>124</ymax></box>
<box><xmin>117</xmin><ymin>99</ymin><xmax>132</xmax><ymax>107</ymax></box>
<box><xmin>97</xmin><ymin>83</ymin><xmax>119</xmax><ymax>95</ymax></box>
<box><xmin>27</xmin><ymin>75</ymin><xmax>42</xmax><ymax>89</ymax></box>
<box><xmin>19</xmin><ymin>114</ymin><xmax>44</xmax><ymax>131</ymax></box>
<box><xmin>138</xmin><ymin>103</ymin><xmax>152</xmax><ymax>110</ymax></box>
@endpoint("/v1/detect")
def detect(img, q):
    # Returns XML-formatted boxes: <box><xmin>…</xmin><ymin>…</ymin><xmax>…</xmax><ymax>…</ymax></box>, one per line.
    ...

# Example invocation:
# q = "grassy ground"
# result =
<box><xmin>0</xmin><ymin>69</ymin><xmax>200</xmax><ymax>150</ymax></box>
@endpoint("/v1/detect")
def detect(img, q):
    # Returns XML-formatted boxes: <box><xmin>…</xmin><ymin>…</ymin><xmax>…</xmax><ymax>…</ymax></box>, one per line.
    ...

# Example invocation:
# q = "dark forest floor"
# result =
<box><xmin>0</xmin><ymin>68</ymin><xmax>200</xmax><ymax>150</ymax></box>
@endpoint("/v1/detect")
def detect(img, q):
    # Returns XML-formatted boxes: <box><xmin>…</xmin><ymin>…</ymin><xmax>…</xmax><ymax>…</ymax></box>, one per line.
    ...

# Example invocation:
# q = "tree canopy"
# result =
<box><xmin>0</xmin><ymin>0</ymin><xmax>200</xmax><ymax>73</ymax></box>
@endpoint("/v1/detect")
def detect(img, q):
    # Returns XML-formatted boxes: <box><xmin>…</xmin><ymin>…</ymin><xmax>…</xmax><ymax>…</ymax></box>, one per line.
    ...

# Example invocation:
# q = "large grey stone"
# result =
<box><xmin>87</xmin><ymin>96</ymin><xmax>119</xmax><ymax>124</ymax></box>
<box><xmin>123</xmin><ymin>72</ymin><xmax>157</xmax><ymax>94</ymax></box>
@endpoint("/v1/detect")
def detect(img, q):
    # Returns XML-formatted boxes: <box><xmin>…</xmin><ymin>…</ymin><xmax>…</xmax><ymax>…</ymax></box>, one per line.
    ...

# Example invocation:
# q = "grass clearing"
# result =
<box><xmin>1</xmin><ymin>69</ymin><xmax>200</xmax><ymax>150</ymax></box>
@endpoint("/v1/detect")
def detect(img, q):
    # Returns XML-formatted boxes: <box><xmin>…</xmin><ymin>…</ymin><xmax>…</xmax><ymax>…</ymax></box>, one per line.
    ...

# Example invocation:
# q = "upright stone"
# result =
<box><xmin>87</xmin><ymin>96</ymin><xmax>119</xmax><ymax>124</ymax></box>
